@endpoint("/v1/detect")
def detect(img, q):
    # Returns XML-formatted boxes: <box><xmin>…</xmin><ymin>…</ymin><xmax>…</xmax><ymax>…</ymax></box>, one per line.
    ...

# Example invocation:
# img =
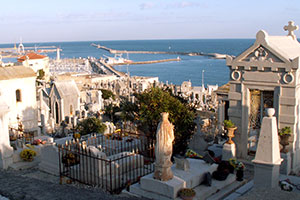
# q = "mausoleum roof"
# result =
<box><xmin>267</xmin><ymin>35</ymin><xmax>300</xmax><ymax>60</ymax></box>
<box><xmin>53</xmin><ymin>80</ymin><xmax>80</xmax><ymax>98</ymax></box>
<box><xmin>227</xmin><ymin>21</ymin><xmax>300</xmax><ymax>72</ymax></box>
<box><xmin>0</xmin><ymin>66</ymin><xmax>36</xmax><ymax>80</ymax></box>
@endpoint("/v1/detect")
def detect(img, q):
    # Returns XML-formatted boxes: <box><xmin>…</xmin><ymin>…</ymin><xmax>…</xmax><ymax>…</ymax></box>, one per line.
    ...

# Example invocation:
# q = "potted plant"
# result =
<box><xmin>178</xmin><ymin>188</ymin><xmax>196</xmax><ymax>200</ymax></box>
<box><xmin>235</xmin><ymin>161</ymin><xmax>245</xmax><ymax>181</ymax></box>
<box><xmin>20</xmin><ymin>149</ymin><xmax>37</xmax><ymax>162</ymax></box>
<box><xmin>279</xmin><ymin>126</ymin><xmax>292</xmax><ymax>153</ymax></box>
<box><xmin>223</xmin><ymin>120</ymin><xmax>237</xmax><ymax>144</ymax></box>
<box><xmin>229</xmin><ymin>158</ymin><xmax>245</xmax><ymax>181</ymax></box>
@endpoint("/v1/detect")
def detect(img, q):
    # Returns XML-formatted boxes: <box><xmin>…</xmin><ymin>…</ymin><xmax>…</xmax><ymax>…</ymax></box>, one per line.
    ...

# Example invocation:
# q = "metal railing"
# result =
<box><xmin>58</xmin><ymin>135</ymin><xmax>155</xmax><ymax>193</ymax></box>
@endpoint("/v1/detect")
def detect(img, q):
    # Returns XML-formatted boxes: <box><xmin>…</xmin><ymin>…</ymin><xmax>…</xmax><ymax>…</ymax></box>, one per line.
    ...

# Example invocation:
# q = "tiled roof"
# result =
<box><xmin>17</xmin><ymin>52</ymin><xmax>47</xmax><ymax>62</ymax></box>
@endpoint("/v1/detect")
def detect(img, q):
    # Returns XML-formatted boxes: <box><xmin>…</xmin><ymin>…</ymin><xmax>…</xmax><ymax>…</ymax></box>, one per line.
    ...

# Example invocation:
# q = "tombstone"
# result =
<box><xmin>226</xmin><ymin>21</ymin><xmax>300</xmax><ymax>172</ymax></box>
<box><xmin>174</xmin><ymin>156</ymin><xmax>190</xmax><ymax>171</ymax></box>
<box><xmin>153</xmin><ymin>112</ymin><xmax>174</xmax><ymax>181</ymax></box>
<box><xmin>39</xmin><ymin>144</ymin><xmax>60</xmax><ymax>175</ymax></box>
<box><xmin>189</xmin><ymin>116</ymin><xmax>208</xmax><ymax>155</ymax></box>
<box><xmin>75</xmin><ymin>110</ymin><xmax>80</xmax><ymax>118</ymax></box>
<box><xmin>252</xmin><ymin>108</ymin><xmax>283</xmax><ymax>188</ymax></box>
<box><xmin>40</xmin><ymin>114</ymin><xmax>46</xmax><ymax>135</ymax></box>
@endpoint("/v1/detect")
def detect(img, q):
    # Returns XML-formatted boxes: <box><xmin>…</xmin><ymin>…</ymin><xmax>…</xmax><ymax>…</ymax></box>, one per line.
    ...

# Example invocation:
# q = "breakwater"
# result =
<box><xmin>112</xmin><ymin>58</ymin><xmax>181</xmax><ymax>66</ymax></box>
<box><xmin>91</xmin><ymin>43</ymin><xmax>228</xmax><ymax>59</ymax></box>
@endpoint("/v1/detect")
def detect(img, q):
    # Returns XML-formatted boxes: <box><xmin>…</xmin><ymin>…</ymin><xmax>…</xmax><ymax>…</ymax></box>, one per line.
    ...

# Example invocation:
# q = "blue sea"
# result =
<box><xmin>0</xmin><ymin>39</ymin><xmax>255</xmax><ymax>86</ymax></box>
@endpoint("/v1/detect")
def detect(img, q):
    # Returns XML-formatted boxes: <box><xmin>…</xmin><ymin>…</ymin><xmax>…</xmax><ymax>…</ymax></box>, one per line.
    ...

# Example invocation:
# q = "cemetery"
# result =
<box><xmin>1</xmin><ymin>21</ymin><xmax>300</xmax><ymax>200</ymax></box>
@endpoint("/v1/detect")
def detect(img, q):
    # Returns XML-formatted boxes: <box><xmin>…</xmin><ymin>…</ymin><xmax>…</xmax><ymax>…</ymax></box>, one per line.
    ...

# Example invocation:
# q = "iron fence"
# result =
<box><xmin>58</xmin><ymin>135</ymin><xmax>155</xmax><ymax>193</ymax></box>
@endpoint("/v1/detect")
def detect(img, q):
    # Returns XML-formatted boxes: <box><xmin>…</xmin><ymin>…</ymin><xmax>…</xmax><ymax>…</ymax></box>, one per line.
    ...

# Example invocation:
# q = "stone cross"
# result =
<box><xmin>284</xmin><ymin>21</ymin><xmax>299</xmax><ymax>40</ymax></box>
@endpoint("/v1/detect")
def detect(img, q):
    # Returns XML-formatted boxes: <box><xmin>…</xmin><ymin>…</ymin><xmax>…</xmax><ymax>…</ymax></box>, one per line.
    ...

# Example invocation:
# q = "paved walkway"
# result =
<box><xmin>0</xmin><ymin>169</ymin><xmax>142</xmax><ymax>200</ymax></box>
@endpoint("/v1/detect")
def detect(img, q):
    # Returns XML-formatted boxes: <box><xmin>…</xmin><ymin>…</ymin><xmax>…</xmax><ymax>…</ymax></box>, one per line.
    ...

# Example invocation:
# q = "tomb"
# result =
<box><xmin>226</xmin><ymin>21</ymin><xmax>300</xmax><ymax>172</ymax></box>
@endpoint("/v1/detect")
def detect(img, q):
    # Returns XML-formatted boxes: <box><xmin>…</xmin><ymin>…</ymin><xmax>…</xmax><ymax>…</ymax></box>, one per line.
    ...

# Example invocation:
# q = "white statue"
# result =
<box><xmin>153</xmin><ymin>112</ymin><xmax>174</xmax><ymax>181</ymax></box>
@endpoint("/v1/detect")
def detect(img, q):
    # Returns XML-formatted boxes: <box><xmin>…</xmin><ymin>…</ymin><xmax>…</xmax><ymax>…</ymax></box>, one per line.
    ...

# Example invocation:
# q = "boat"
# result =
<box><xmin>103</xmin><ymin>53</ymin><xmax>132</xmax><ymax>65</ymax></box>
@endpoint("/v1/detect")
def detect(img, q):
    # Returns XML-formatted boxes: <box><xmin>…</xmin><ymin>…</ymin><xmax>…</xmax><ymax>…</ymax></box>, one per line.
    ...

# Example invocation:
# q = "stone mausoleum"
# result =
<box><xmin>226</xmin><ymin>21</ymin><xmax>300</xmax><ymax>171</ymax></box>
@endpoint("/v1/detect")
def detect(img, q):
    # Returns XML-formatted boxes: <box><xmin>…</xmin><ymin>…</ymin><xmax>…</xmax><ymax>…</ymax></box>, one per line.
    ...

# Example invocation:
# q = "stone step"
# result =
<box><xmin>207</xmin><ymin>178</ymin><xmax>248</xmax><ymax>200</ymax></box>
<box><xmin>192</xmin><ymin>174</ymin><xmax>237</xmax><ymax>200</ymax></box>
<box><xmin>9</xmin><ymin>157</ymin><xmax>40</xmax><ymax>170</ymax></box>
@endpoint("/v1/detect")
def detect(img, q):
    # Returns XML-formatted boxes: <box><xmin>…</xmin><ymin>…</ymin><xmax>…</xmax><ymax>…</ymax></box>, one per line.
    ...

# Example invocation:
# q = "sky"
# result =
<box><xmin>0</xmin><ymin>0</ymin><xmax>299</xmax><ymax>43</ymax></box>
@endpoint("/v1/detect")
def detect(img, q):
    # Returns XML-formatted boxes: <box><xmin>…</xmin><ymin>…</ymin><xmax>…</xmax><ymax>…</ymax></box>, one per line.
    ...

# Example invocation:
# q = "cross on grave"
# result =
<box><xmin>284</xmin><ymin>21</ymin><xmax>299</xmax><ymax>40</ymax></box>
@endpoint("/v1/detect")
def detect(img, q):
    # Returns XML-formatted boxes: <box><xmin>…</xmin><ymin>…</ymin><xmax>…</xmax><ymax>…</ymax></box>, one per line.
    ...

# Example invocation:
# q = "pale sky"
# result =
<box><xmin>0</xmin><ymin>0</ymin><xmax>299</xmax><ymax>43</ymax></box>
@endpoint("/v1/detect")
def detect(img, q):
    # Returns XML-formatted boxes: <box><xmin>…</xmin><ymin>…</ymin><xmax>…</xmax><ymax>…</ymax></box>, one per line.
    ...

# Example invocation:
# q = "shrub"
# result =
<box><xmin>279</xmin><ymin>126</ymin><xmax>291</xmax><ymax>136</ymax></box>
<box><xmin>224</xmin><ymin>120</ymin><xmax>235</xmax><ymax>128</ymax></box>
<box><xmin>76</xmin><ymin>117</ymin><xmax>106</xmax><ymax>136</ymax></box>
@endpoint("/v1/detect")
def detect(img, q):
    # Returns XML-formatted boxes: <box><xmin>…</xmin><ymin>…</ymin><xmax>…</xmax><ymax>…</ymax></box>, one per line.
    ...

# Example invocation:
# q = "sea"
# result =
<box><xmin>0</xmin><ymin>39</ymin><xmax>255</xmax><ymax>87</ymax></box>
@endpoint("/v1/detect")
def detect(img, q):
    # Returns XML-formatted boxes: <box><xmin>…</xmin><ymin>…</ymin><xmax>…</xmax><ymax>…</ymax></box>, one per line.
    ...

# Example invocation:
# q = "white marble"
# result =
<box><xmin>38</xmin><ymin>144</ymin><xmax>60</xmax><ymax>175</ymax></box>
<box><xmin>222</xmin><ymin>143</ymin><xmax>236</xmax><ymax>161</ymax></box>
<box><xmin>140</xmin><ymin>173</ymin><xmax>185</xmax><ymax>199</ymax></box>
<box><xmin>252</xmin><ymin>112</ymin><xmax>283</xmax><ymax>188</ymax></box>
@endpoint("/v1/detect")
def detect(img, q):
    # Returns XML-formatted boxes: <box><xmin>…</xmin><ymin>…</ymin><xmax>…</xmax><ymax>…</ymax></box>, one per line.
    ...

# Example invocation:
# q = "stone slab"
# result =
<box><xmin>223</xmin><ymin>192</ymin><xmax>241</xmax><ymax>200</ymax></box>
<box><xmin>280</xmin><ymin>152</ymin><xmax>291</xmax><ymax>175</ymax></box>
<box><xmin>9</xmin><ymin>157</ymin><xmax>40</xmax><ymax>170</ymax></box>
<box><xmin>235</xmin><ymin>180</ymin><xmax>253</xmax><ymax>194</ymax></box>
<box><xmin>172</xmin><ymin>159</ymin><xmax>218</xmax><ymax>188</ymax></box>
<box><xmin>207</xmin><ymin>180</ymin><xmax>246</xmax><ymax>200</ymax></box>
<box><xmin>140</xmin><ymin>173</ymin><xmax>185</xmax><ymax>199</ymax></box>
<box><xmin>194</xmin><ymin>173</ymin><xmax>236</xmax><ymax>200</ymax></box>
<box><xmin>130</xmin><ymin>183</ymin><xmax>173</xmax><ymax>200</ymax></box>
<box><xmin>222</xmin><ymin>143</ymin><xmax>236</xmax><ymax>161</ymax></box>
<box><xmin>228</xmin><ymin>92</ymin><xmax>241</xmax><ymax>100</ymax></box>
<box><xmin>243</xmin><ymin>71</ymin><xmax>279</xmax><ymax>83</ymax></box>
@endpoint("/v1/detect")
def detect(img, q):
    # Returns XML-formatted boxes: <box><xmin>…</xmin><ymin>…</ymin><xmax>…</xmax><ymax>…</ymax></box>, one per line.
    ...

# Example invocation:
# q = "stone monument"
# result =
<box><xmin>252</xmin><ymin>108</ymin><xmax>283</xmax><ymax>188</ymax></box>
<box><xmin>225</xmin><ymin>21</ymin><xmax>300</xmax><ymax>172</ymax></box>
<box><xmin>153</xmin><ymin>112</ymin><xmax>174</xmax><ymax>181</ymax></box>
<box><xmin>188</xmin><ymin>115</ymin><xmax>208</xmax><ymax>155</ymax></box>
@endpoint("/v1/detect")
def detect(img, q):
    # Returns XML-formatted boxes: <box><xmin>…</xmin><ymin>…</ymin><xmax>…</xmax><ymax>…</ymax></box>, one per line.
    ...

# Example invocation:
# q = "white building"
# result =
<box><xmin>18</xmin><ymin>52</ymin><xmax>50</xmax><ymax>81</ymax></box>
<box><xmin>0</xmin><ymin>65</ymin><xmax>39</xmax><ymax>134</ymax></box>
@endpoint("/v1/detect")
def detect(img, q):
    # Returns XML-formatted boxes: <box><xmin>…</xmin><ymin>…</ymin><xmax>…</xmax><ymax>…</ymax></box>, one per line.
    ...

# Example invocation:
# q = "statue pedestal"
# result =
<box><xmin>129</xmin><ymin>159</ymin><xmax>218</xmax><ymax>199</ymax></box>
<box><xmin>222</xmin><ymin>143</ymin><xmax>236</xmax><ymax>161</ymax></box>
<box><xmin>139</xmin><ymin>173</ymin><xmax>185</xmax><ymax>199</ymax></box>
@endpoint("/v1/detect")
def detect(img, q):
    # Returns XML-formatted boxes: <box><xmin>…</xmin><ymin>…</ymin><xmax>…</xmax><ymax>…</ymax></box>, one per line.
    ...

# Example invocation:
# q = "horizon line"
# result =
<box><xmin>0</xmin><ymin>38</ymin><xmax>257</xmax><ymax>45</ymax></box>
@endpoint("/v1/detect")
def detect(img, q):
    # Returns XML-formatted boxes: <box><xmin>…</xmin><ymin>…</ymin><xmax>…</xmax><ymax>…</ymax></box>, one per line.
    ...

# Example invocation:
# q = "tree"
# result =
<box><xmin>76</xmin><ymin>117</ymin><xmax>106</xmax><ymax>136</ymax></box>
<box><xmin>37</xmin><ymin>69</ymin><xmax>45</xmax><ymax>80</ymax></box>
<box><xmin>119</xmin><ymin>87</ymin><xmax>196</xmax><ymax>155</ymax></box>
<box><xmin>101</xmin><ymin>89</ymin><xmax>115</xmax><ymax>100</ymax></box>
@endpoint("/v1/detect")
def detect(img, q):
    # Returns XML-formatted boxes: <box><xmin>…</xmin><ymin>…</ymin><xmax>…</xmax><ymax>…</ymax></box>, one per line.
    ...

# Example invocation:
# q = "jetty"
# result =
<box><xmin>89</xmin><ymin>58</ymin><xmax>125</xmax><ymax>77</ymax></box>
<box><xmin>112</xmin><ymin>57</ymin><xmax>181</xmax><ymax>66</ymax></box>
<box><xmin>91</xmin><ymin>43</ymin><xmax>228</xmax><ymax>59</ymax></box>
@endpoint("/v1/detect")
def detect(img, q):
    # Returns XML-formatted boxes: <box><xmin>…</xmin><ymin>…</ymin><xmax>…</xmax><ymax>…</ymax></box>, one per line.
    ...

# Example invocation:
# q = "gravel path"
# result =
<box><xmin>237</xmin><ymin>188</ymin><xmax>300</xmax><ymax>200</ymax></box>
<box><xmin>0</xmin><ymin>169</ymin><xmax>143</xmax><ymax>200</ymax></box>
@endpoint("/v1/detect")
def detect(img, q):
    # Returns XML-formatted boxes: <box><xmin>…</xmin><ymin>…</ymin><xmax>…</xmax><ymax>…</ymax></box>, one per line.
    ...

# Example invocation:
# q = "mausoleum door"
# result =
<box><xmin>248</xmin><ymin>90</ymin><xmax>273</xmax><ymax>155</ymax></box>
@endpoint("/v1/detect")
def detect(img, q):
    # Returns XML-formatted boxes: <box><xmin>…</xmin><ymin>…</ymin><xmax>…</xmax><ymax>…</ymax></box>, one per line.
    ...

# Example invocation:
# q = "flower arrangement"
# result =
<box><xmin>178</xmin><ymin>188</ymin><xmax>196</xmax><ymax>199</ymax></box>
<box><xmin>223</xmin><ymin>120</ymin><xmax>235</xmax><ymax>129</ymax></box>
<box><xmin>73</xmin><ymin>133</ymin><xmax>81</xmax><ymax>139</ymax></box>
<box><xmin>62</xmin><ymin>152</ymin><xmax>80</xmax><ymax>167</ymax></box>
<box><xmin>279</xmin><ymin>126</ymin><xmax>292</xmax><ymax>136</ymax></box>
<box><xmin>229</xmin><ymin>158</ymin><xmax>245</xmax><ymax>171</ymax></box>
<box><xmin>32</xmin><ymin>139</ymin><xmax>46</xmax><ymax>145</ymax></box>
<box><xmin>185</xmin><ymin>149</ymin><xmax>203</xmax><ymax>159</ymax></box>
<box><xmin>20</xmin><ymin>149</ymin><xmax>37</xmax><ymax>161</ymax></box>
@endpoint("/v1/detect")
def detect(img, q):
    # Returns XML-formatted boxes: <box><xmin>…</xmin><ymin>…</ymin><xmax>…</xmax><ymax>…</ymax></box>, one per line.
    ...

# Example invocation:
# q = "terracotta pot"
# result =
<box><xmin>280</xmin><ymin>134</ymin><xmax>290</xmax><ymax>153</ymax></box>
<box><xmin>226</xmin><ymin>127</ymin><xmax>237</xmax><ymax>144</ymax></box>
<box><xmin>179</xmin><ymin>194</ymin><xmax>195</xmax><ymax>200</ymax></box>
